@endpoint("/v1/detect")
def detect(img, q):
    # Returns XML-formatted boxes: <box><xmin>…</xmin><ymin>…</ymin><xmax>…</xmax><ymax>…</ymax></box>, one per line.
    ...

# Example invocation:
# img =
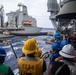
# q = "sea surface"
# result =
<box><xmin>0</xmin><ymin>28</ymin><xmax>55</xmax><ymax>74</ymax></box>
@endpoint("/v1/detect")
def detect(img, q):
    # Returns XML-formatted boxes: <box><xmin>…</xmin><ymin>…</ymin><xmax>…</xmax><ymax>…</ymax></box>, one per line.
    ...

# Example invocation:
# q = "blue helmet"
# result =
<box><xmin>60</xmin><ymin>39</ymin><xmax>69</xmax><ymax>49</ymax></box>
<box><xmin>0</xmin><ymin>48</ymin><xmax>6</xmax><ymax>56</ymax></box>
<box><xmin>51</xmin><ymin>43</ymin><xmax>60</xmax><ymax>51</ymax></box>
<box><xmin>54</xmin><ymin>32</ymin><xmax>61</xmax><ymax>38</ymax></box>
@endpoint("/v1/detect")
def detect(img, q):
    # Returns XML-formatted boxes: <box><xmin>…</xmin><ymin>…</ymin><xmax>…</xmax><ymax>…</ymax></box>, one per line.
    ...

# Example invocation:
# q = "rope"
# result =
<box><xmin>41</xmin><ymin>51</ymin><xmax>52</xmax><ymax>59</ymax></box>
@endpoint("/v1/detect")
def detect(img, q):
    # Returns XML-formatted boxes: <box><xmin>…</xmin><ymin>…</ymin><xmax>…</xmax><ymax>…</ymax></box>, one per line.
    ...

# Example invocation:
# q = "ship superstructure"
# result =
<box><xmin>47</xmin><ymin>0</ymin><xmax>59</xmax><ymax>30</ymax></box>
<box><xmin>6</xmin><ymin>3</ymin><xmax>36</xmax><ymax>28</ymax></box>
<box><xmin>47</xmin><ymin>0</ymin><xmax>76</xmax><ymax>34</ymax></box>
<box><xmin>0</xmin><ymin>3</ymin><xmax>42</xmax><ymax>33</ymax></box>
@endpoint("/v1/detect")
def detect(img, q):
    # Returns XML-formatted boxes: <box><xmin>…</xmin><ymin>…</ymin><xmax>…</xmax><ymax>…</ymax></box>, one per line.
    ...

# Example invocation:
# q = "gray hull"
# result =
<box><xmin>23</xmin><ymin>26</ymin><xmax>42</xmax><ymax>33</ymax></box>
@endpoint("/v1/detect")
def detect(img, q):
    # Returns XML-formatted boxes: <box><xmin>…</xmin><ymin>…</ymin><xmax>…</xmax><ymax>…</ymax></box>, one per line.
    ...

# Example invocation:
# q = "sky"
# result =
<box><xmin>0</xmin><ymin>0</ymin><xmax>59</xmax><ymax>28</ymax></box>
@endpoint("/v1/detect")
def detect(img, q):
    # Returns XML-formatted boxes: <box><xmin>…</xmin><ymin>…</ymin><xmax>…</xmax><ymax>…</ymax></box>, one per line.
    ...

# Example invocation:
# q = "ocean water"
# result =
<box><xmin>0</xmin><ymin>28</ymin><xmax>55</xmax><ymax>74</ymax></box>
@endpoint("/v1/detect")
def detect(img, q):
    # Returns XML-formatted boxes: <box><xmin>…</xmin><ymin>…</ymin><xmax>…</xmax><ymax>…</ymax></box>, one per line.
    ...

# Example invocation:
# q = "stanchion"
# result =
<box><xmin>0</xmin><ymin>40</ymin><xmax>18</xmax><ymax>59</ymax></box>
<box><xmin>9</xmin><ymin>43</ymin><xmax>17</xmax><ymax>59</ymax></box>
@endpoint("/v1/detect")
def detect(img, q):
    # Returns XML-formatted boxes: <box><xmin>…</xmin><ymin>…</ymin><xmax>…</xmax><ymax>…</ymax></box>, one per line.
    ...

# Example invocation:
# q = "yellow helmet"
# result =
<box><xmin>31</xmin><ymin>38</ymin><xmax>38</xmax><ymax>44</ymax></box>
<box><xmin>22</xmin><ymin>39</ymin><xmax>37</xmax><ymax>55</ymax></box>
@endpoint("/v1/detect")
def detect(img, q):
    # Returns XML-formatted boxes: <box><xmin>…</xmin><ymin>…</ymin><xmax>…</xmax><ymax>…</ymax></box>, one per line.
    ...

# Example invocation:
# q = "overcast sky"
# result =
<box><xmin>0</xmin><ymin>0</ymin><xmax>59</xmax><ymax>28</ymax></box>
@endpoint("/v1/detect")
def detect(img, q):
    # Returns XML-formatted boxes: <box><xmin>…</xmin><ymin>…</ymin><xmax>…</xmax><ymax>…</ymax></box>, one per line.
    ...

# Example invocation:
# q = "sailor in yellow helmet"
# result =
<box><xmin>31</xmin><ymin>38</ymin><xmax>42</xmax><ymax>58</ymax></box>
<box><xmin>21</xmin><ymin>38</ymin><xmax>42</xmax><ymax>58</ymax></box>
<box><xmin>18</xmin><ymin>39</ymin><xmax>46</xmax><ymax>75</ymax></box>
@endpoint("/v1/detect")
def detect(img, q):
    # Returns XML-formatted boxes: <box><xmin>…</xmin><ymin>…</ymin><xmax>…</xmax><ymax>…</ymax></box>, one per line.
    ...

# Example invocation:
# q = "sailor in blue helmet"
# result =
<box><xmin>54</xmin><ymin>31</ymin><xmax>62</xmax><ymax>41</ymax></box>
<box><xmin>54</xmin><ymin>31</ymin><xmax>61</xmax><ymax>37</ymax></box>
<box><xmin>53</xmin><ymin>31</ymin><xmax>62</xmax><ymax>50</ymax></box>
<box><xmin>60</xmin><ymin>36</ymin><xmax>70</xmax><ymax>49</ymax></box>
<box><xmin>0</xmin><ymin>48</ymin><xmax>14</xmax><ymax>75</ymax></box>
<box><xmin>49</xmin><ymin>43</ymin><xmax>61</xmax><ymax>64</ymax></box>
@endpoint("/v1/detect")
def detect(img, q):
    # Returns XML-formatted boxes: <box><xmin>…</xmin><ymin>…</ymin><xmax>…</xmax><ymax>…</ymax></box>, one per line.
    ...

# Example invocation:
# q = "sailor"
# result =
<box><xmin>58</xmin><ymin>44</ymin><xmax>76</xmax><ymax>75</ymax></box>
<box><xmin>45</xmin><ymin>61</ymin><xmax>70</xmax><ymax>75</ymax></box>
<box><xmin>54</xmin><ymin>31</ymin><xmax>62</xmax><ymax>41</ymax></box>
<box><xmin>49</xmin><ymin>32</ymin><xmax>62</xmax><ymax>64</ymax></box>
<box><xmin>49</xmin><ymin>43</ymin><xmax>60</xmax><ymax>64</ymax></box>
<box><xmin>21</xmin><ymin>38</ymin><xmax>42</xmax><ymax>58</ymax></box>
<box><xmin>31</xmin><ymin>38</ymin><xmax>42</xmax><ymax>58</ymax></box>
<box><xmin>0</xmin><ymin>48</ymin><xmax>14</xmax><ymax>75</ymax></box>
<box><xmin>18</xmin><ymin>39</ymin><xmax>46</xmax><ymax>75</ymax></box>
<box><xmin>52</xmin><ymin>31</ymin><xmax>62</xmax><ymax>50</ymax></box>
<box><xmin>60</xmin><ymin>36</ymin><xmax>70</xmax><ymax>49</ymax></box>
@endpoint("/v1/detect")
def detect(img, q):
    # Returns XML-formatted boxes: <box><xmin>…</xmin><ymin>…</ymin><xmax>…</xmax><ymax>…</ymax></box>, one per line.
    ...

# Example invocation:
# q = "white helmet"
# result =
<box><xmin>59</xmin><ymin>44</ymin><xmax>76</xmax><ymax>58</ymax></box>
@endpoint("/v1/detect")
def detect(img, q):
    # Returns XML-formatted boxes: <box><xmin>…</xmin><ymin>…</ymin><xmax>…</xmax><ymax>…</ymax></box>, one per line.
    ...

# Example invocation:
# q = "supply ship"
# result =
<box><xmin>0</xmin><ymin>3</ymin><xmax>42</xmax><ymax>37</ymax></box>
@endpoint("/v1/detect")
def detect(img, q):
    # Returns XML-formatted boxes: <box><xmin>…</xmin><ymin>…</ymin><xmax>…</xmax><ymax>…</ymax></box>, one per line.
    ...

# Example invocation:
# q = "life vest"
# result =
<box><xmin>0</xmin><ymin>64</ymin><xmax>9</xmax><ymax>75</ymax></box>
<box><xmin>60</xmin><ymin>39</ymin><xmax>70</xmax><ymax>49</ymax></box>
<box><xmin>18</xmin><ymin>57</ymin><xmax>43</xmax><ymax>75</ymax></box>
<box><xmin>55</xmin><ymin>40</ymin><xmax>61</xmax><ymax>50</ymax></box>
